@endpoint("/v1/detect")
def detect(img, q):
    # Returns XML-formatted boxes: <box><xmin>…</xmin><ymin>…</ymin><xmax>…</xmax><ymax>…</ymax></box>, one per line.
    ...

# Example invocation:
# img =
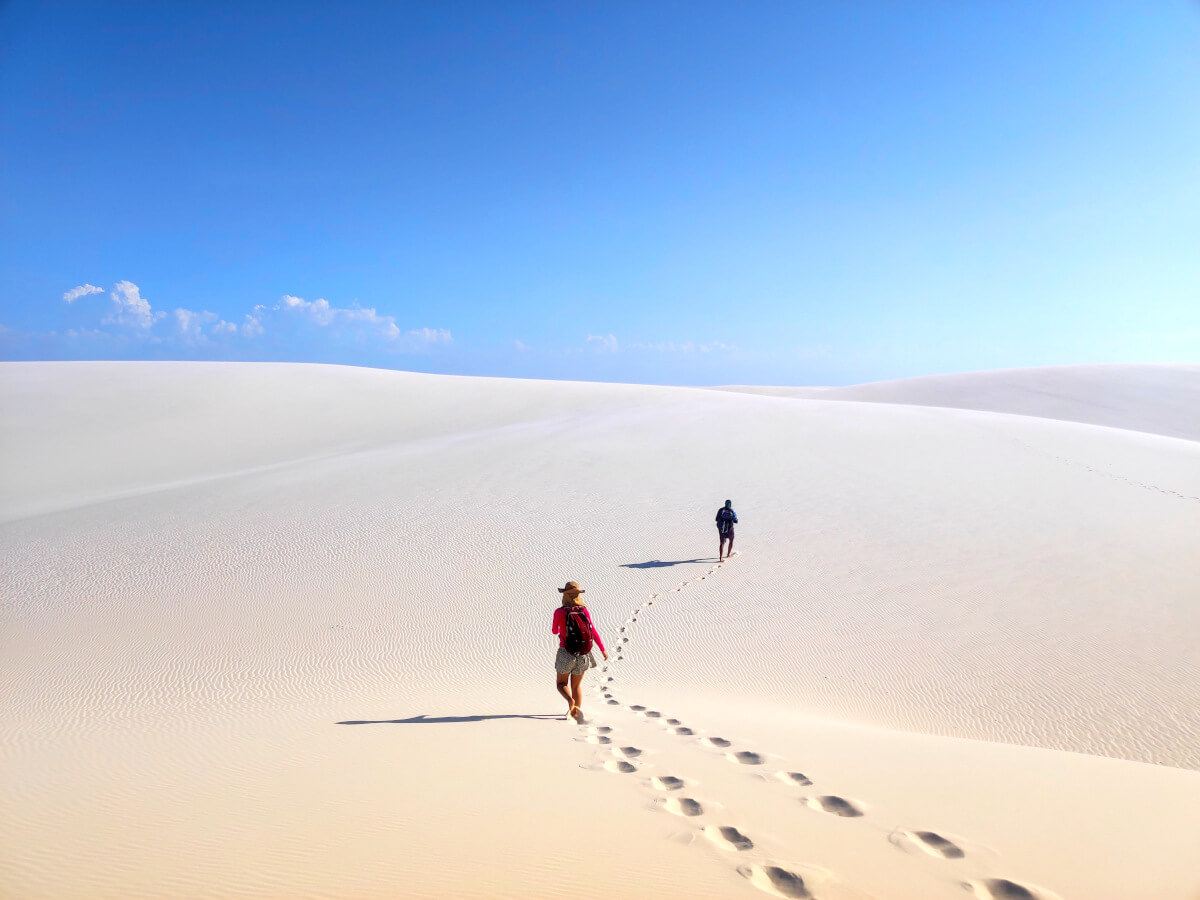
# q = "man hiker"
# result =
<box><xmin>716</xmin><ymin>499</ymin><xmax>738</xmax><ymax>561</ymax></box>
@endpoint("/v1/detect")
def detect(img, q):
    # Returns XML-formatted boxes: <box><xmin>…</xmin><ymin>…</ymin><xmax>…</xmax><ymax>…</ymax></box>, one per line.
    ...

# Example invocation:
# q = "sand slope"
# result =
<box><xmin>717</xmin><ymin>364</ymin><xmax>1200</xmax><ymax>442</ymax></box>
<box><xmin>2</xmin><ymin>362</ymin><xmax>1198</xmax><ymax>900</ymax></box>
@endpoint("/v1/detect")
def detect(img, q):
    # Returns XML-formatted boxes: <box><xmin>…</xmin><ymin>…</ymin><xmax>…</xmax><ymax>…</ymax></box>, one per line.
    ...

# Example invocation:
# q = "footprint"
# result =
<box><xmin>650</xmin><ymin>775</ymin><xmax>686</xmax><ymax>791</ymax></box>
<box><xmin>644</xmin><ymin>711</ymin><xmax>662</xmax><ymax>718</ymax></box>
<box><xmin>606</xmin><ymin>699</ymin><xmax>619</xmax><ymax>705</ymax></box>
<box><xmin>738</xmin><ymin>865</ymin><xmax>813</xmax><ymax>899</ymax></box>
<box><xmin>666</xmin><ymin>718</ymin><xmax>681</xmax><ymax>726</ymax></box>
<box><xmin>629</xmin><ymin>705</ymin><xmax>646</xmax><ymax>712</ymax></box>
<box><xmin>585</xmin><ymin>735</ymin><xmax>612</xmax><ymax>745</ymax></box>
<box><xmin>964</xmin><ymin>879</ymin><xmax>1051</xmax><ymax>900</ymax></box>
<box><xmin>664</xmin><ymin>797</ymin><xmax>704</xmax><ymax>817</ymax></box>
<box><xmin>614</xmin><ymin>746</ymin><xmax>643</xmax><ymax>759</ymax></box>
<box><xmin>603</xmin><ymin>760</ymin><xmax>637</xmax><ymax>774</ymax></box>
<box><xmin>673</xmin><ymin>726</ymin><xmax>695</xmax><ymax>736</ymax></box>
<box><xmin>891</xmin><ymin>829</ymin><xmax>964</xmax><ymax>859</ymax></box>
<box><xmin>588</xmin><ymin>725</ymin><xmax>612</xmax><ymax>735</ymax></box>
<box><xmin>703</xmin><ymin>737</ymin><xmax>733</xmax><ymax>749</ymax></box>
<box><xmin>703</xmin><ymin>825</ymin><xmax>754</xmax><ymax>851</ymax></box>
<box><xmin>729</xmin><ymin>751</ymin><xmax>765</xmax><ymax>765</ymax></box>
<box><xmin>776</xmin><ymin>771</ymin><xmax>812</xmax><ymax>786</ymax></box>
<box><xmin>803</xmin><ymin>795</ymin><xmax>864</xmax><ymax>817</ymax></box>
<box><xmin>621</xmin><ymin>637</ymin><xmax>629</xmax><ymax>643</ymax></box>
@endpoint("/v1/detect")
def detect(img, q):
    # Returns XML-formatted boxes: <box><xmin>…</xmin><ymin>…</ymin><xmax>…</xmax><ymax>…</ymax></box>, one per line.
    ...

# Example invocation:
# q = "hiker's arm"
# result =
<box><xmin>586</xmin><ymin>610</ymin><xmax>608</xmax><ymax>657</ymax></box>
<box><xmin>551</xmin><ymin>608</ymin><xmax>562</xmax><ymax>635</ymax></box>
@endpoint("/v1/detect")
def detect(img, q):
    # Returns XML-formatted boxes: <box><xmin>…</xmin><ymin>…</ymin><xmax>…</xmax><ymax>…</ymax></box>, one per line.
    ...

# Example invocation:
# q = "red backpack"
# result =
<box><xmin>563</xmin><ymin>607</ymin><xmax>594</xmax><ymax>655</ymax></box>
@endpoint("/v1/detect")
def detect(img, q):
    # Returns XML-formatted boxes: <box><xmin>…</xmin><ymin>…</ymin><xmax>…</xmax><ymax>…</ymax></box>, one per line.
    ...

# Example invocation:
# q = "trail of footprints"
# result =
<box><xmin>576</xmin><ymin>555</ymin><xmax>1060</xmax><ymax>900</ymax></box>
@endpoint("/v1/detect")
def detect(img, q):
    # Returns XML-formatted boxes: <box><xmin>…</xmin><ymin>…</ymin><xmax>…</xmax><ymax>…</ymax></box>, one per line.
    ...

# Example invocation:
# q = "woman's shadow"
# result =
<box><xmin>338</xmin><ymin>713</ymin><xmax>564</xmax><ymax>725</ymax></box>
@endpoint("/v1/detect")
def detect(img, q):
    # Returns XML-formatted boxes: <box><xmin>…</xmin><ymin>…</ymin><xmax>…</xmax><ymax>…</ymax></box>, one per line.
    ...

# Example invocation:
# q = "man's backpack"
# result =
<box><xmin>563</xmin><ymin>607</ymin><xmax>594</xmax><ymax>655</ymax></box>
<box><xmin>717</xmin><ymin>507</ymin><xmax>736</xmax><ymax>534</ymax></box>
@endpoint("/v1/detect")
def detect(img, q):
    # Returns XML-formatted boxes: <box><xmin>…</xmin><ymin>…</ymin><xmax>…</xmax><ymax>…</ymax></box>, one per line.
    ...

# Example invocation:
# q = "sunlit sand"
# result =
<box><xmin>2</xmin><ymin>361</ymin><xmax>1198</xmax><ymax>899</ymax></box>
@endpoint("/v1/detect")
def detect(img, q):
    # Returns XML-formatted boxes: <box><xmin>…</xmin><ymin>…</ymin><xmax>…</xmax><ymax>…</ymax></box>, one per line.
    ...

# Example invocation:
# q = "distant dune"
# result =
<box><xmin>716</xmin><ymin>364</ymin><xmax>1200</xmax><ymax>442</ymax></box>
<box><xmin>2</xmin><ymin>362</ymin><xmax>1198</xmax><ymax>900</ymax></box>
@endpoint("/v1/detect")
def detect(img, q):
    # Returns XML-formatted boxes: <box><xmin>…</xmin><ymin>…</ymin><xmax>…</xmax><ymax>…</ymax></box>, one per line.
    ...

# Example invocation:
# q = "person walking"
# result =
<box><xmin>551</xmin><ymin>581</ymin><xmax>608</xmax><ymax>721</ymax></box>
<box><xmin>716</xmin><ymin>499</ymin><xmax>738</xmax><ymax>561</ymax></box>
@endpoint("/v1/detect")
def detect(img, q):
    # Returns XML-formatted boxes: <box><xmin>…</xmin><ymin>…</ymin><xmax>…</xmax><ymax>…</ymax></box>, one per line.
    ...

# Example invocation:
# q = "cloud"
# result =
<box><xmin>402</xmin><ymin>326</ymin><xmax>452</xmax><ymax>347</ymax></box>
<box><xmin>240</xmin><ymin>314</ymin><xmax>264</xmax><ymax>338</ymax></box>
<box><xmin>211</xmin><ymin>315</ymin><xmax>263</xmax><ymax>338</ymax></box>
<box><xmin>264</xmin><ymin>295</ymin><xmax>451</xmax><ymax>350</ymax></box>
<box><xmin>514</xmin><ymin>339</ymin><xmax>529</xmax><ymax>351</ymax></box>
<box><xmin>279</xmin><ymin>294</ymin><xmax>336</xmax><ymax>326</ymax></box>
<box><xmin>105</xmin><ymin>281</ymin><xmax>164</xmax><ymax>330</ymax></box>
<box><xmin>174</xmin><ymin>308</ymin><xmax>218</xmax><ymax>343</ymax></box>
<box><xmin>628</xmin><ymin>339</ymin><xmax>737</xmax><ymax>354</ymax></box>
<box><xmin>62</xmin><ymin>284</ymin><xmax>104</xmax><ymax>304</ymax></box>
<box><xmin>41</xmin><ymin>282</ymin><xmax>448</xmax><ymax>357</ymax></box>
<box><xmin>587</xmin><ymin>333</ymin><xmax>619</xmax><ymax>353</ymax></box>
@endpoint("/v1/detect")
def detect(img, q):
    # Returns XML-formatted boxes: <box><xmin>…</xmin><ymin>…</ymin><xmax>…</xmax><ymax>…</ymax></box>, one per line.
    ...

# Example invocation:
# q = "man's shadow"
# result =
<box><xmin>338</xmin><ymin>713</ymin><xmax>564</xmax><ymax>725</ymax></box>
<box><xmin>620</xmin><ymin>558</ymin><xmax>714</xmax><ymax>569</ymax></box>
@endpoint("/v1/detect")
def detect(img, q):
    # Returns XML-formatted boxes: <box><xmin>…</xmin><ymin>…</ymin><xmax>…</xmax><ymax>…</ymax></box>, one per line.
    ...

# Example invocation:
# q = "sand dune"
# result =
<box><xmin>2</xmin><ymin>362</ymin><xmax>1198</xmax><ymax>899</ymax></box>
<box><xmin>717</xmin><ymin>363</ymin><xmax>1200</xmax><ymax>442</ymax></box>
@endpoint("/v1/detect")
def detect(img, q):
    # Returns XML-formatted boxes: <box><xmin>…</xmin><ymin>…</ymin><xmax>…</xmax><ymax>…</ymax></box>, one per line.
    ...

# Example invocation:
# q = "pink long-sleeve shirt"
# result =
<box><xmin>552</xmin><ymin>605</ymin><xmax>606</xmax><ymax>654</ymax></box>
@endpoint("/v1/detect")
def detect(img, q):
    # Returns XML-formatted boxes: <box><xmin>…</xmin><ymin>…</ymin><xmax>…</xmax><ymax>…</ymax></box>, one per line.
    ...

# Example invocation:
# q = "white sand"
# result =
<box><xmin>717</xmin><ymin>363</ymin><xmax>1200</xmax><ymax>442</ymax></box>
<box><xmin>2</xmin><ymin>361</ymin><xmax>1198</xmax><ymax>900</ymax></box>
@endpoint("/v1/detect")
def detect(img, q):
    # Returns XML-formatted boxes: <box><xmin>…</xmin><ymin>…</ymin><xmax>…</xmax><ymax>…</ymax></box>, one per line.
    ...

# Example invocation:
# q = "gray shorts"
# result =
<box><xmin>555</xmin><ymin>647</ymin><xmax>597</xmax><ymax>676</ymax></box>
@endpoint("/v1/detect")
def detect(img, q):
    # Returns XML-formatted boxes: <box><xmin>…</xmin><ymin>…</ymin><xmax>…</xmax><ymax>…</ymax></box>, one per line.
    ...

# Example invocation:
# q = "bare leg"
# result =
<box><xmin>570</xmin><ymin>671</ymin><xmax>585</xmax><ymax>717</ymax></box>
<box><xmin>556</xmin><ymin>673</ymin><xmax>574</xmax><ymax>715</ymax></box>
<box><xmin>727</xmin><ymin>534</ymin><xmax>734</xmax><ymax>556</ymax></box>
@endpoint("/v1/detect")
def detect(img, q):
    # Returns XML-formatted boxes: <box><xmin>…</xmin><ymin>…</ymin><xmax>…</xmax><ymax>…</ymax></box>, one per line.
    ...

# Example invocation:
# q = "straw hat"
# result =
<box><xmin>557</xmin><ymin>581</ymin><xmax>585</xmax><ymax>595</ymax></box>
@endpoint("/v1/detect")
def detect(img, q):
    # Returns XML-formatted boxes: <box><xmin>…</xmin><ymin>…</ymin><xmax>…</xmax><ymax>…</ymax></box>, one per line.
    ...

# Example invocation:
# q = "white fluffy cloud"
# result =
<box><xmin>240</xmin><ymin>314</ymin><xmax>264</xmax><ymax>338</ymax></box>
<box><xmin>587</xmin><ymin>333</ymin><xmax>619</xmax><ymax>353</ymax></box>
<box><xmin>62</xmin><ymin>284</ymin><xmax>104</xmax><ymax>303</ymax></box>
<box><xmin>105</xmin><ymin>281</ymin><xmax>164</xmax><ymax>330</ymax></box>
<box><xmin>174</xmin><ymin>308</ymin><xmax>218</xmax><ymax>342</ymax></box>
<box><xmin>265</xmin><ymin>295</ymin><xmax>451</xmax><ymax>349</ymax></box>
<box><xmin>51</xmin><ymin>282</ymin><xmax>447</xmax><ymax>353</ymax></box>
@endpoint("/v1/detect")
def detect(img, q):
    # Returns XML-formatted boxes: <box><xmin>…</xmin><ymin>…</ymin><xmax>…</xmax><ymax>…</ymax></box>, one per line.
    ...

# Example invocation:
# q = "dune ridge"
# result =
<box><xmin>716</xmin><ymin>363</ymin><xmax>1200</xmax><ymax>442</ymax></box>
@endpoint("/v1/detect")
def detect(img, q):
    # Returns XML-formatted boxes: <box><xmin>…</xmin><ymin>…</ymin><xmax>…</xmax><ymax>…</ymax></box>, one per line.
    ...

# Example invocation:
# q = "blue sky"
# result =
<box><xmin>2</xmin><ymin>1</ymin><xmax>1197</xmax><ymax>385</ymax></box>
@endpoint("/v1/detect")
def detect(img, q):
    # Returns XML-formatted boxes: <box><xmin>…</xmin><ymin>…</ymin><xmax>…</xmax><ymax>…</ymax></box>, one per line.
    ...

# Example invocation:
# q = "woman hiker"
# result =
<box><xmin>551</xmin><ymin>581</ymin><xmax>608</xmax><ymax>721</ymax></box>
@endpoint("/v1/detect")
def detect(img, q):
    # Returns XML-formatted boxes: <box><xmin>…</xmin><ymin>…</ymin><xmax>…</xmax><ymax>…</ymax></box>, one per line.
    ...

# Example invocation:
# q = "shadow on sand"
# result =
<box><xmin>337</xmin><ymin>714</ymin><xmax>564</xmax><ymax>725</ymax></box>
<box><xmin>620</xmin><ymin>558</ymin><xmax>715</xmax><ymax>569</ymax></box>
